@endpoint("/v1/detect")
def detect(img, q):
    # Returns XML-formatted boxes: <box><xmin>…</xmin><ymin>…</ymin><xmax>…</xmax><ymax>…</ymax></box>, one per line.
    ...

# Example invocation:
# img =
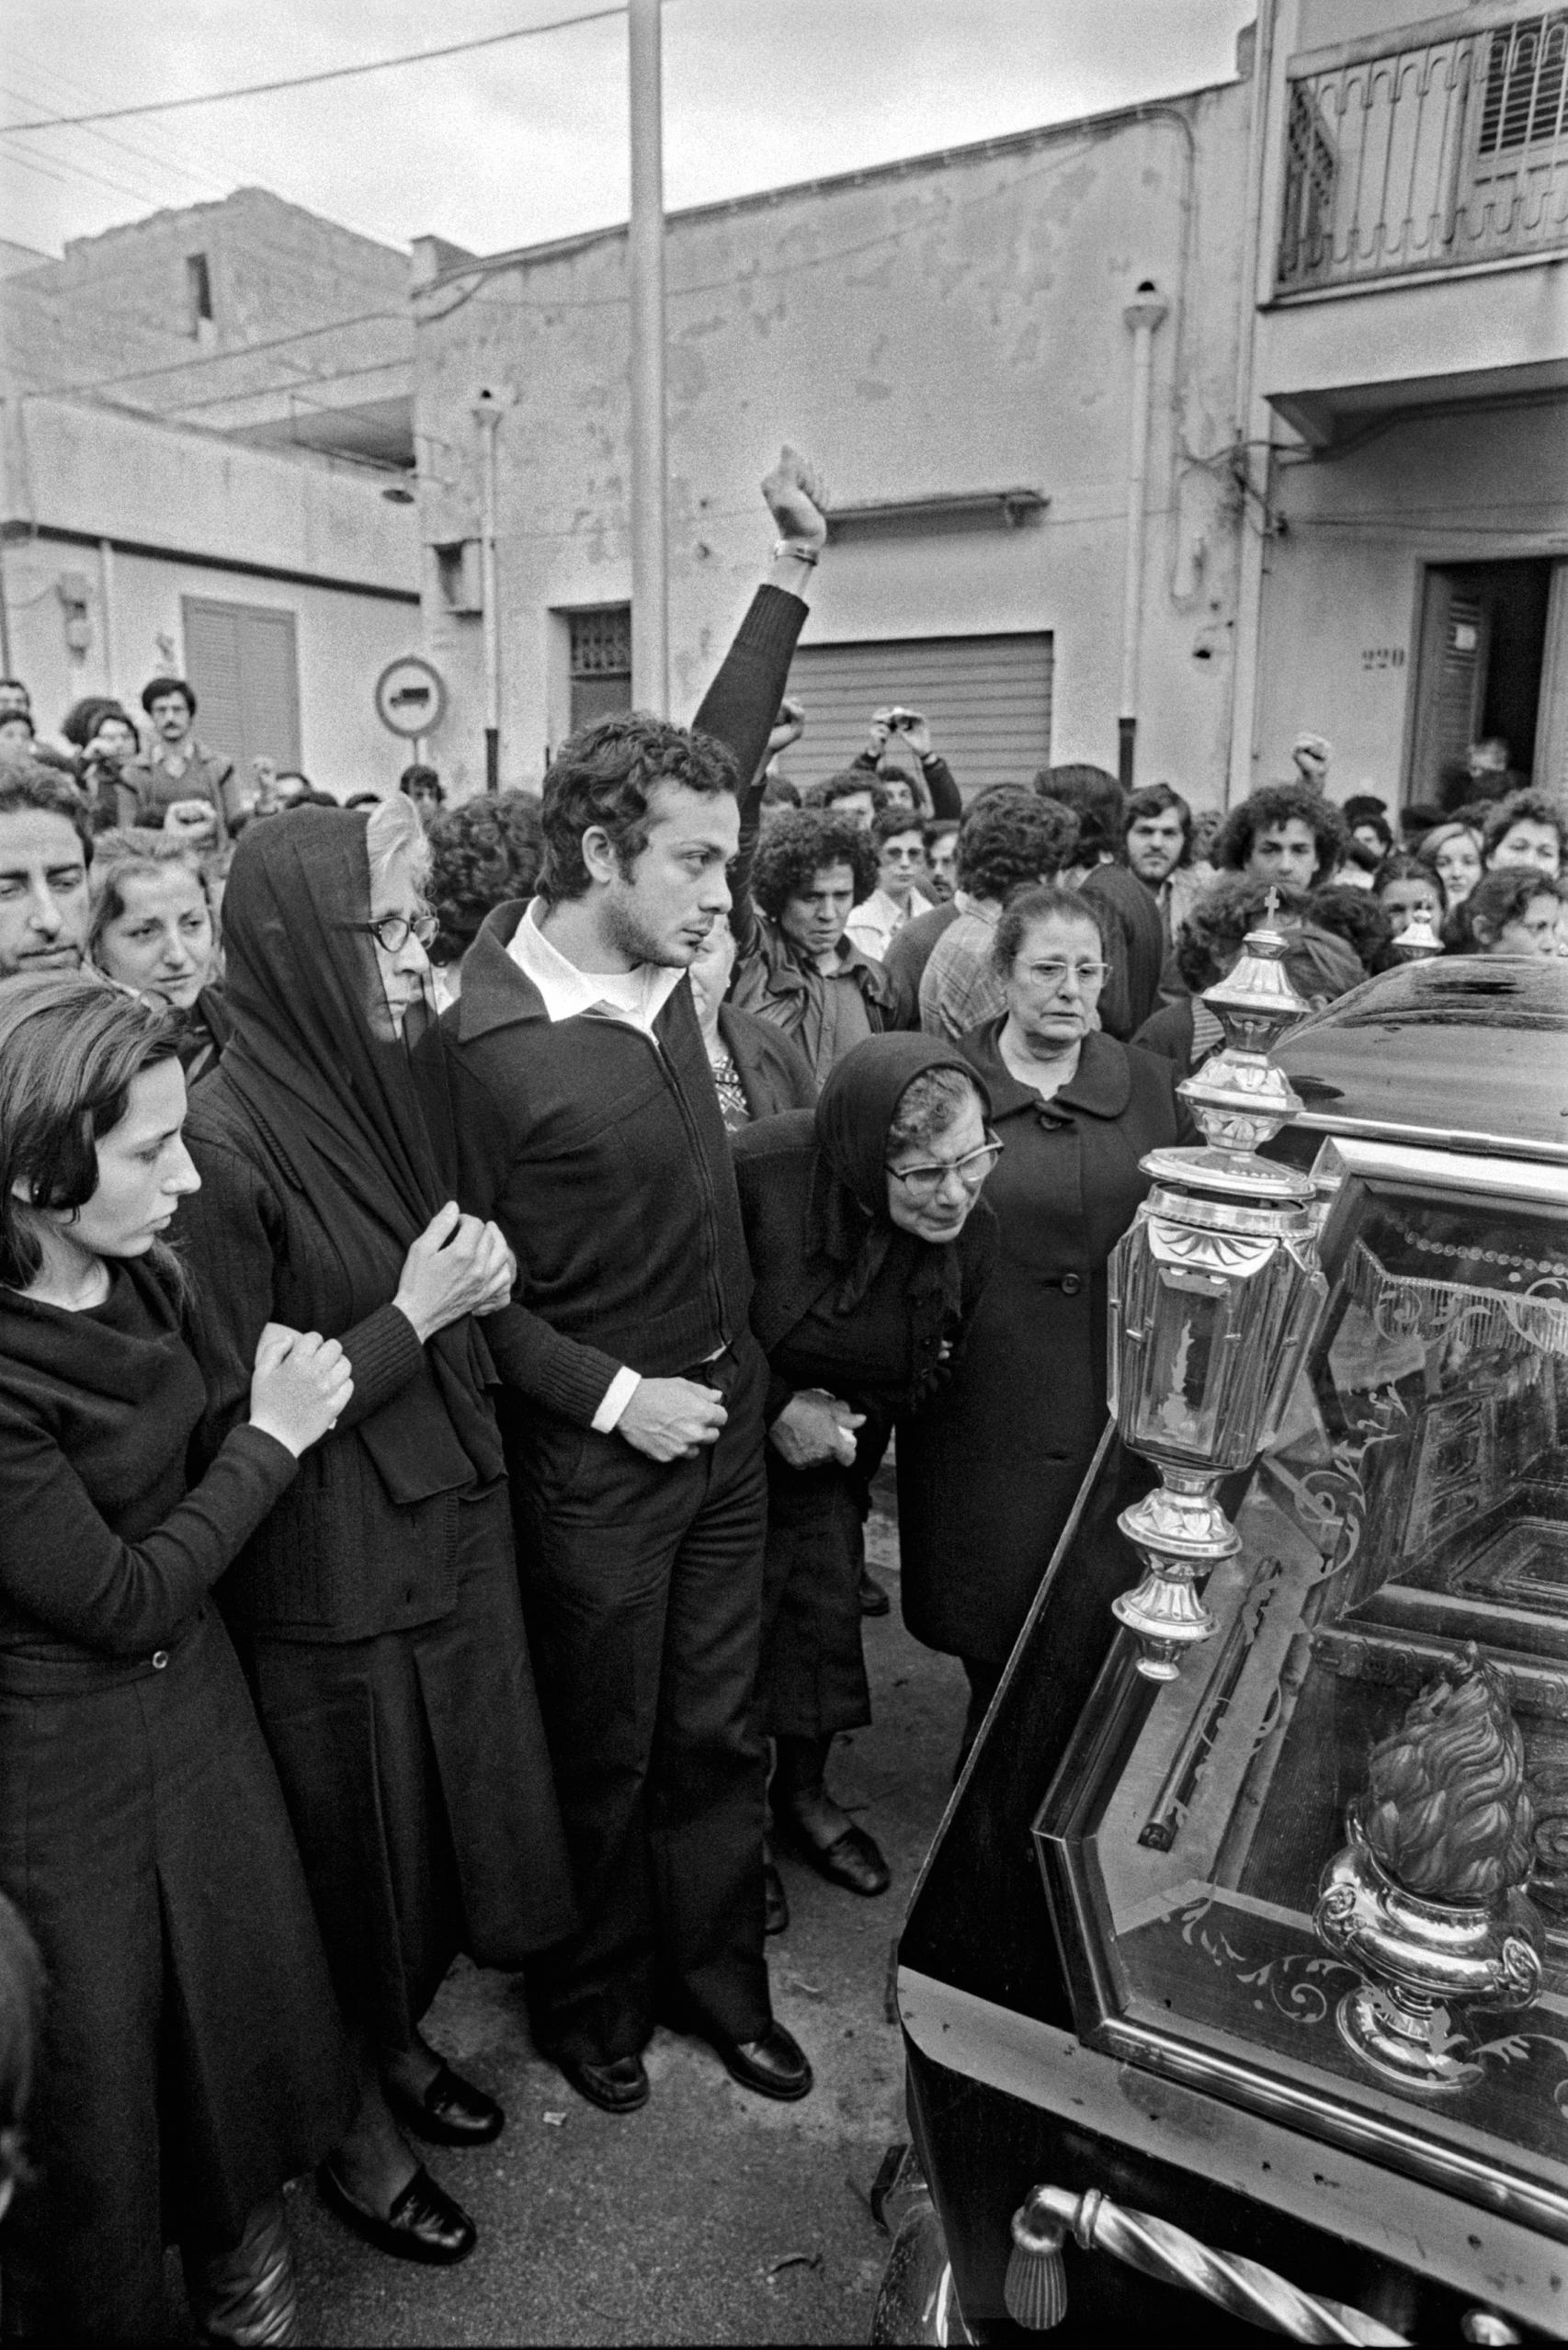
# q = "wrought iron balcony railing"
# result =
<box><xmin>1278</xmin><ymin>3</ymin><xmax>1568</xmax><ymax>291</ymax></box>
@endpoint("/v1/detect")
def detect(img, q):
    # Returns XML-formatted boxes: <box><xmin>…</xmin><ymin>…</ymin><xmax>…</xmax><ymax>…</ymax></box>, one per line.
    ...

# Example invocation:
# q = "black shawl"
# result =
<box><xmin>738</xmin><ymin>1032</ymin><xmax>995</xmax><ymax>1408</ymax></box>
<box><xmin>217</xmin><ymin>808</ymin><xmax>502</xmax><ymax>1503</ymax></box>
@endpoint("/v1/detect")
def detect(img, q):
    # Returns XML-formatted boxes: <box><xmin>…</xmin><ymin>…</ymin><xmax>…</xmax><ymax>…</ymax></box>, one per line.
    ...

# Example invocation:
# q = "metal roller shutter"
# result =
<box><xmin>782</xmin><ymin>632</ymin><xmax>1052</xmax><ymax>801</ymax></box>
<box><xmin>181</xmin><ymin>595</ymin><xmax>302</xmax><ymax>774</ymax></box>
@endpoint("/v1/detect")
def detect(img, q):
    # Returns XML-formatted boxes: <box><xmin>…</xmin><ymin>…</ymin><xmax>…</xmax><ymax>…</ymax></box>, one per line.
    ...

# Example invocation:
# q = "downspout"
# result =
<box><xmin>98</xmin><ymin>538</ymin><xmax>119</xmax><ymax>697</ymax></box>
<box><xmin>473</xmin><ymin>389</ymin><xmax>505</xmax><ymax>794</ymax></box>
<box><xmin>1119</xmin><ymin>283</ymin><xmax>1168</xmax><ymax>791</ymax></box>
<box><xmin>1226</xmin><ymin>1</ymin><xmax>1282</xmax><ymax>808</ymax></box>
<box><xmin>628</xmin><ymin>0</ymin><xmax>669</xmax><ymax>715</ymax></box>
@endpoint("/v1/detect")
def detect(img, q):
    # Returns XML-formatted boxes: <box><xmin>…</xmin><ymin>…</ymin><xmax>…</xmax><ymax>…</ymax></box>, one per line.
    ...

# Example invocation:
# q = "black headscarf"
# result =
<box><xmin>807</xmin><ymin>1033</ymin><xmax>993</xmax><ymax>1379</ymax></box>
<box><xmin>219</xmin><ymin>807</ymin><xmax>502</xmax><ymax>1502</ymax></box>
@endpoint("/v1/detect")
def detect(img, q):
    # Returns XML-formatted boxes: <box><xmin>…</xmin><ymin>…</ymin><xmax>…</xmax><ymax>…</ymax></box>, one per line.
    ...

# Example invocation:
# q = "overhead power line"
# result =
<box><xmin>0</xmin><ymin>6</ymin><xmax>627</xmax><ymax>133</ymax></box>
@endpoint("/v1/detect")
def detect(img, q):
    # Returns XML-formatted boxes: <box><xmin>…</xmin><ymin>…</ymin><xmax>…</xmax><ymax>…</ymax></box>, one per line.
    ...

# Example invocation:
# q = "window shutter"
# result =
<box><xmin>782</xmin><ymin>632</ymin><xmax>1052</xmax><ymax>800</ymax></box>
<box><xmin>181</xmin><ymin>596</ymin><xmax>301</xmax><ymax>773</ymax></box>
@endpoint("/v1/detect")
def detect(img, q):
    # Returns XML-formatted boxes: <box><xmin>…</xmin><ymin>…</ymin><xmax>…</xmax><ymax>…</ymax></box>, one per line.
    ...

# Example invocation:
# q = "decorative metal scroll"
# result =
<box><xmin>1344</xmin><ymin>1241</ymin><xmax>1568</xmax><ymax>1361</ymax></box>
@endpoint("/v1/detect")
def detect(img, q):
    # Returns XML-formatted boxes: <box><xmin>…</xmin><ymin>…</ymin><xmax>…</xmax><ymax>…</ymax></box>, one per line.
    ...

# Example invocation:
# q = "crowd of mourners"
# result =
<box><xmin>0</xmin><ymin>448</ymin><xmax>1563</xmax><ymax>2344</ymax></box>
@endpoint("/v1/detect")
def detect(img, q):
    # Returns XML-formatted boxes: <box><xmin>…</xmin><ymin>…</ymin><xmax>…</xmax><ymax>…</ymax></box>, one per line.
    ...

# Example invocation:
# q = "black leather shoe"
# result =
<box><xmin>557</xmin><ymin>2050</ymin><xmax>650</xmax><ymax>2115</ymax></box>
<box><xmin>385</xmin><ymin>2062</ymin><xmax>504</xmax><ymax>2148</ymax></box>
<box><xmin>778</xmin><ymin>1812</ymin><xmax>892</xmax><ymax>1898</ymax></box>
<box><xmin>858</xmin><ymin>1570</ymin><xmax>891</xmax><ymax>1616</ymax></box>
<box><xmin>763</xmin><ymin>1856</ymin><xmax>790</xmax><ymax>1936</ymax></box>
<box><xmin>713</xmin><ymin>2020</ymin><xmax>813</xmax><ymax>2102</ymax></box>
<box><xmin>316</xmin><ymin>2160</ymin><xmax>477</xmax><ymax>2267</ymax></box>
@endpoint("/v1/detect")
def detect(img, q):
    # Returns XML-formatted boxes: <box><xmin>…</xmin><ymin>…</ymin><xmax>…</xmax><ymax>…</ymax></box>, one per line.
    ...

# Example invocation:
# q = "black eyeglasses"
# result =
<box><xmin>358</xmin><ymin>912</ymin><xmax>439</xmax><ymax>953</ymax></box>
<box><xmin>885</xmin><ymin>1130</ymin><xmax>1004</xmax><ymax>1199</ymax></box>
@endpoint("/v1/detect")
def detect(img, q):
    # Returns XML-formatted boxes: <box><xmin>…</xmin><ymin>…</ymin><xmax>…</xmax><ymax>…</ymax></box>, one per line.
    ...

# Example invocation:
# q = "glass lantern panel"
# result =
<box><xmin>1136</xmin><ymin>1268</ymin><xmax>1236</xmax><ymax>1460</ymax></box>
<box><xmin>1038</xmin><ymin>1166</ymin><xmax>1568</xmax><ymax>2228</ymax></box>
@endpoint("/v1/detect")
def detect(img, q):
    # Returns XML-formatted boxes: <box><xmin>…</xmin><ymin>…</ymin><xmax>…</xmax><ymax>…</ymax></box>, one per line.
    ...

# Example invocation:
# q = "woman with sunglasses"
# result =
<box><xmin>175</xmin><ymin>800</ymin><xmax>574</xmax><ymax>2273</ymax></box>
<box><xmin>899</xmin><ymin>887</ymin><xmax>1197</xmax><ymax>1768</ymax></box>
<box><xmin>733</xmin><ymin>1036</ymin><xmax>996</xmax><ymax>1924</ymax></box>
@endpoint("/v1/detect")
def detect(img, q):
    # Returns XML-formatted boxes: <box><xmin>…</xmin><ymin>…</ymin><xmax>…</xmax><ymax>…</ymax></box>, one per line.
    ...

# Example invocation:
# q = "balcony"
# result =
<box><xmin>1277</xmin><ymin>3</ymin><xmax>1568</xmax><ymax>294</ymax></box>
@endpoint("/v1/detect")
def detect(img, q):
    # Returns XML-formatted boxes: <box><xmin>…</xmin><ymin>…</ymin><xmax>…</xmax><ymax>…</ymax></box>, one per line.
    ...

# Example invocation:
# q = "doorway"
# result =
<box><xmin>1408</xmin><ymin>558</ymin><xmax>1553</xmax><ymax>807</ymax></box>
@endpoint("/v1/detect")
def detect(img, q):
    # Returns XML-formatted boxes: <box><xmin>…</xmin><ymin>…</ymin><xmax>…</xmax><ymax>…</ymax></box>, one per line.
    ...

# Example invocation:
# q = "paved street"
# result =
<box><xmin>282</xmin><ymin>1489</ymin><xmax>964</xmax><ymax>2346</ymax></box>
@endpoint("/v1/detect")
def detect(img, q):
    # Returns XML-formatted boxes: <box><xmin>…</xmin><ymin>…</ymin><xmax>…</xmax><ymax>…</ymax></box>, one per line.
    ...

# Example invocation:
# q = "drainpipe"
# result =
<box><xmin>628</xmin><ymin>0</ymin><xmax>668</xmax><ymax>714</ymax></box>
<box><xmin>473</xmin><ymin>389</ymin><xmax>506</xmax><ymax>794</ymax></box>
<box><xmin>1227</xmin><ymin>0</ymin><xmax>1282</xmax><ymax>809</ymax></box>
<box><xmin>1119</xmin><ymin>281</ymin><xmax>1168</xmax><ymax>792</ymax></box>
<box><xmin>98</xmin><ymin>538</ymin><xmax>119</xmax><ymax>696</ymax></box>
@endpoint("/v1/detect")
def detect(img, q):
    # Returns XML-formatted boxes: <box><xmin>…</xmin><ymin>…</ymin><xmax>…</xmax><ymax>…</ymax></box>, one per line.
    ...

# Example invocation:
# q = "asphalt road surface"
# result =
<box><xmin>279</xmin><ymin>1487</ymin><xmax>967</xmax><ymax>2345</ymax></box>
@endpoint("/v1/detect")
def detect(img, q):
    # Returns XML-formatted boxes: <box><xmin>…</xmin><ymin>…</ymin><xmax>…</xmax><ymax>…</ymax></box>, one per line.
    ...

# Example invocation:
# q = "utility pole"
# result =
<box><xmin>628</xmin><ymin>0</ymin><xmax>668</xmax><ymax>714</ymax></box>
<box><xmin>473</xmin><ymin>389</ymin><xmax>506</xmax><ymax>793</ymax></box>
<box><xmin>1119</xmin><ymin>281</ymin><xmax>1168</xmax><ymax>793</ymax></box>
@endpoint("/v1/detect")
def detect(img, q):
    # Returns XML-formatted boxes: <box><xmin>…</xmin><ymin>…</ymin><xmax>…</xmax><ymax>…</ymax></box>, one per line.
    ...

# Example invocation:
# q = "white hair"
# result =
<box><xmin>365</xmin><ymin>789</ymin><xmax>430</xmax><ymax>904</ymax></box>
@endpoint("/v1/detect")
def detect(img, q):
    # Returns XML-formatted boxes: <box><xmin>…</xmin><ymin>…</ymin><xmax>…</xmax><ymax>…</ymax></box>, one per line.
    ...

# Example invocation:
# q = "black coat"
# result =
<box><xmin>897</xmin><ymin>1022</ymin><xmax>1196</xmax><ymax>1666</ymax></box>
<box><xmin>718</xmin><ymin>1000</ymin><xmax>816</xmax><ymax>1119</ymax></box>
<box><xmin>0</xmin><ymin>1259</ymin><xmax>352</xmax><ymax>2335</ymax></box>
<box><xmin>1080</xmin><ymin>860</ymin><xmax>1166</xmax><ymax>1039</ymax></box>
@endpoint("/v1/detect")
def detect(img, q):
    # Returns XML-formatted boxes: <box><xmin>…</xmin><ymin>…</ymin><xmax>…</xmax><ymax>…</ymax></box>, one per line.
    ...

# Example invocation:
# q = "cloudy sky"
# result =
<box><xmin>3</xmin><ymin>1</ymin><xmax>1256</xmax><ymax>262</ymax></box>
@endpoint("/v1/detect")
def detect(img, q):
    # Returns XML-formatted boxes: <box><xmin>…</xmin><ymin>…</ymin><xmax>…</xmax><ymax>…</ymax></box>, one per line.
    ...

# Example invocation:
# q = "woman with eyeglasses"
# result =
<box><xmin>899</xmin><ymin>886</ymin><xmax>1197</xmax><ymax>1767</ymax></box>
<box><xmin>733</xmin><ymin>1036</ymin><xmax>997</xmax><ymax>1924</ymax></box>
<box><xmin>175</xmin><ymin>800</ymin><xmax>574</xmax><ymax>2273</ymax></box>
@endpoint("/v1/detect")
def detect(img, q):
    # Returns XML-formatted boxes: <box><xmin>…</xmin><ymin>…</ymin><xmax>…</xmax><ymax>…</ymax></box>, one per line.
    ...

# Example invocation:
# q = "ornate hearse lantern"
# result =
<box><xmin>1389</xmin><ymin>906</ymin><xmax>1444</xmax><ymax>961</ymax></box>
<box><xmin>1107</xmin><ymin>900</ymin><xmax>1328</xmax><ymax>1678</ymax></box>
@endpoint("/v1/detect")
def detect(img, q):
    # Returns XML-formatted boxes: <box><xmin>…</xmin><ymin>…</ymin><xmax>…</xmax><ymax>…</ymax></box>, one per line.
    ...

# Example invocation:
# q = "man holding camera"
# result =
<box><xmin>850</xmin><ymin>708</ymin><xmax>961</xmax><ymax>820</ymax></box>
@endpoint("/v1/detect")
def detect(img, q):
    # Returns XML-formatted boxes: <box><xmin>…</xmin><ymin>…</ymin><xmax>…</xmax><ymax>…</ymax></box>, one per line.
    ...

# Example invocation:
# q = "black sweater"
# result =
<box><xmin>420</xmin><ymin>582</ymin><xmax>809</xmax><ymax>1427</ymax></box>
<box><xmin>0</xmin><ymin>1257</ymin><xmax>296</xmax><ymax>1656</ymax></box>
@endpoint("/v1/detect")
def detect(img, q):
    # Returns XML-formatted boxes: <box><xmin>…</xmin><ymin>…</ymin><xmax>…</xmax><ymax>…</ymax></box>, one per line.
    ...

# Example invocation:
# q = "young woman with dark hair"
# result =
<box><xmin>1370</xmin><ymin>851</ymin><xmax>1445</xmax><ymax>956</ymax></box>
<box><xmin>1444</xmin><ymin>866</ymin><xmax>1565</xmax><ymax>959</ymax></box>
<box><xmin>0</xmin><ymin>977</ymin><xmax>354</xmax><ymax>2342</ymax></box>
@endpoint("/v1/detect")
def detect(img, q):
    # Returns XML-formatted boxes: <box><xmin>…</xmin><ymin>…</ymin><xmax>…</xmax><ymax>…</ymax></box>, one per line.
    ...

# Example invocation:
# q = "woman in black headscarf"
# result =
<box><xmin>177</xmin><ymin>799</ymin><xmax>575</xmax><ymax>2271</ymax></box>
<box><xmin>732</xmin><ymin>1034</ymin><xmax>997</xmax><ymax>1924</ymax></box>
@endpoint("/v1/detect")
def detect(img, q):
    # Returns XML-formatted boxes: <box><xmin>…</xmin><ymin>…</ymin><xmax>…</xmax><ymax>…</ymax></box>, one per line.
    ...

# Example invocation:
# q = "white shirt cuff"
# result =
<box><xmin>592</xmin><ymin>1365</ymin><xmax>642</xmax><ymax>1436</ymax></box>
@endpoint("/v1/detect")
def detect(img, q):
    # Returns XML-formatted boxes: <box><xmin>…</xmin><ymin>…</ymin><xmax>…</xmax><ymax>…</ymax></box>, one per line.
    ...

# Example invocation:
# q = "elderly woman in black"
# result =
<box><xmin>177</xmin><ymin>800</ymin><xmax>574</xmax><ymax>2270</ymax></box>
<box><xmin>733</xmin><ymin>1035</ymin><xmax>996</xmax><ymax>1923</ymax></box>
<box><xmin>900</xmin><ymin>886</ymin><xmax>1195</xmax><ymax>1765</ymax></box>
<box><xmin>0</xmin><ymin>977</ymin><xmax>354</xmax><ymax>2340</ymax></box>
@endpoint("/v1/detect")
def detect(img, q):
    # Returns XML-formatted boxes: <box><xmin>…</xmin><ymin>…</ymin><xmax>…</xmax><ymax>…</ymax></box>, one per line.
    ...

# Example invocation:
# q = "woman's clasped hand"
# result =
<box><xmin>768</xmin><ymin>1390</ymin><xmax>865</xmax><ymax>1470</ymax></box>
<box><xmin>248</xmin><ymin>1324</ymin><xmax>355</xmax><ymax>1457</ymax></box>
<box><xmin>392</xmin><ymin>1200</ymin><xmax>516</xmax><ymax>1341</ymax></box>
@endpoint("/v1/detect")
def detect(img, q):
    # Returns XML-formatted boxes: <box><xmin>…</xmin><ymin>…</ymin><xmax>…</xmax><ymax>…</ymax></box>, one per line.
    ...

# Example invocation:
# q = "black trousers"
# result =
<box><xmin>512</xmin><ymin>1337</ymin><xmax>771</xmax><ymax>2064</ymax></box>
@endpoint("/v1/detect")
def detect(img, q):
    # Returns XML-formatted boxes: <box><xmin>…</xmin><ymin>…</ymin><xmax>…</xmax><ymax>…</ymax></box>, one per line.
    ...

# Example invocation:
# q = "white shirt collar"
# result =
<box><xmin>506</xmin><ymin>897</ymin><xmax>686</xmax><ymax>1034</ymax></box>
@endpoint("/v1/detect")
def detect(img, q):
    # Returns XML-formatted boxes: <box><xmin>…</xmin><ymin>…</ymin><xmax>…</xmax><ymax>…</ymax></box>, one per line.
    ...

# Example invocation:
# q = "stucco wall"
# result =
<box><xmin>413</xmin><ymin>82</ymin><xmax>1254</xmax><ymax>809</ymax></box>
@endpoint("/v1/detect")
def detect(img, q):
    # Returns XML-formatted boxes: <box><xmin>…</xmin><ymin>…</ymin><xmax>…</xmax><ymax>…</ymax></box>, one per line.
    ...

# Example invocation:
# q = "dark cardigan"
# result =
<box><xmin>180</xmin><ymin>1084</ymin><xmax>466</xmax><ymax>1641</ymax></box>
<box><xmin>0</xmin><ymin>1255</ymin><xmax>297</xmax><ymax>1653</ymax></box>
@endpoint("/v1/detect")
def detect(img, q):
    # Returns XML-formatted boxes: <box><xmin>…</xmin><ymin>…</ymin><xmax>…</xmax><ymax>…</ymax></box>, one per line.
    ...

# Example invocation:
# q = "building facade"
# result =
<box><xmin>410</xmin><ymin>67</ymin><xmax>1257</xmax><ymax>807</ymax></box>
<box><xmin>1235</xmin><ymin>0</ymin><xmax>1568</xmax><ymax>805</ymax></box>
<box><xmin>0</xmin><ymin>191</ymin><xmax>423</xmax><ymax>789</ymax></box>
<box><xmin>0</xmin><ymin>396</ymin><xmax>419</xmax><ymax>790</ymax></box>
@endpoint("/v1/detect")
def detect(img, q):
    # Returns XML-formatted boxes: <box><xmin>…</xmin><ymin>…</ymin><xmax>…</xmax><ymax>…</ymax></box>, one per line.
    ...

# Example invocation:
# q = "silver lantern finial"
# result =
<box><xmin>1107</xmin><ymin>913</ymin><xmax>1328</xmax><ymax>1679</ymax></box>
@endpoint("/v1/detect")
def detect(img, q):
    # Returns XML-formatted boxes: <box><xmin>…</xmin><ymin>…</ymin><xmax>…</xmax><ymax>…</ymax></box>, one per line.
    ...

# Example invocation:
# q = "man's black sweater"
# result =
<box><xmin>424</xmin><ymin>581</ymin><xmax>808</xmax><ymax>1428</ymax></box>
